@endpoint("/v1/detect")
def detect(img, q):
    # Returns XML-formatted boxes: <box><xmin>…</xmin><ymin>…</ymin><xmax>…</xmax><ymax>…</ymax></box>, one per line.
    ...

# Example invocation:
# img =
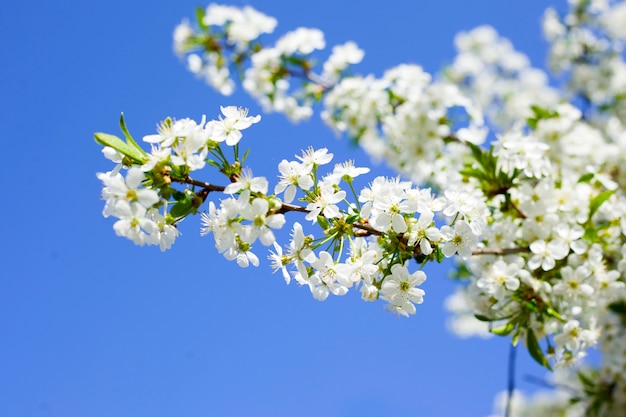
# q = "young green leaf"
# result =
<box><xmin>511</xmin><ymin>327</ymin><xmax>521</xmax><ymax>346</ymax></box>
<box><xmin>196</xmin><ymin>6</ymin><xmax>208</xmax><ymax>31</ymax></box>
<box><xmin>490</xmin><ymin>321</ymin><xmax>516</xmax><ymax>336</ymax></box>
<box><xmin>526</xmin><ymin>330</ymin><xmax>552</xmax><ymax>370</ymax></box>
<box><xmin>474</xmin><ymin>314</ymin><xmax>494</xmax><ymax>322</ymax></box>
<box><xmin>608</xmin><ymin>300</ymin><xmax>626</xmax><ymax>316</ymax></box>
<box><xmin>588</xmin><ymin>190</ymin><xmax>615</xmax><ymax>220</ymax></box>
<box><xmin>119</xmin><ymin>113</ymin><xmax>146</xmax><ymax>157</ymax></box>
<box><xmin>545</xmin><ymin>307</ymin><xmax>565</xmax><ymax>322</ymax></box>
<box><xmin>526</xmin><ymin>105</ymin><xmax>559</xmax><ymax>130</ymax></box>
<box><xmin>577</xmin><ymin>172</ymin><xmax>595</xmax><ymax>184</ymax></box>
<box><xmin>170</xmin><ymin>199</ymin><xmax>196</xmax><ymax>218</ymax></box>
<box><xmin>94</xmin><ymin>132</ymin><xmax>147</xmax><ymax>164</ymax></box>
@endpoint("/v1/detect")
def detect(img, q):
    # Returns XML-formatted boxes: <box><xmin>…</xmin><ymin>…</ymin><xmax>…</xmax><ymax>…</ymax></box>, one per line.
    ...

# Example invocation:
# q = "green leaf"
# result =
<box><xmin>474</xmin><ymin>313</ymin><xmax>514</xmax><ymax>322</ymax></box>
<box><xmin>577</xmin><ymin>172</ymin><xmax>595</xmax><ymax>184</ymax></box>
<box><xmin>527</xmin><ymin>118</ymin><xmax>538</xmax><ymax>130</ymax></box>
<box><xmin>545</xmin><ymin>307</ymin><xmax>565</xmax><ymax>322</ymax></box>
<box><xmin>119</xmin><ymin>113</ymin><xmax>145</xmax><ymax>157</ymax></box>
<box><xmin>435</xmin><ymin>246</ymin><xmax>444</xmax><ymax>263</ymax></box>
<box><xmin>531</xmin><ymin>105</ymin><xmax>552</xmax><ymax>118</ymax></box>
<box><xmin>450</xmin><ymin>262</ymin><xmax>472</xmax><ymax>280</ymax></box>
<box><xmin>586</xmin><ymin>399</ymin><xmax>603</xmax><ymax>417</ymax></box>
<box><xmin>588</xmin><ymin>190</ymin><xmax>615</xmax><ymax>220</ymax></box>
<box><xmin>241</xmin><ymin>148</ymin><xmax>250</xmax><ymax>164</ymax></box>
<box><xmin>490</xmin><ymin>321</ymin><xmax>516</xmax><ymax>336</ymax></box>
<box><xmin>206</xmin><ymin>159</ymin><xmax>221</xmax><ymax>169</ymax></box>
<box><xmin>465</xmin><ymin>141</ymin><xmax>485</xmax><ymax>163</ymax></box>
<box><xmin>172</xmin><ymin>190</ymin><xmax>187</xmax><ymax>201</ymax></box>
<box><xmin>526</xmin><ymin>330</ymin><xmax>552</xmax><ymax>370</ymax></box>
<box><xmin>526</xmin><ymin>105</ymin><xmax>559</xmax><ymax>130</ymax></box>
<box><xmin>577</xmin><ymin>370</ymin><xmax>597</xmax><ymax>391</ymax></box>
<box><xmin>524</xmin><ymin>300</ymin><xmax>539</xmax><ymax>313</ymax></box>
<box><xmin>582</xmin><ymin>225</ymin><xmax>597</xmax><ymax>243</ymax></box>
<box><xmin>170</xmin><ymin>199</ymin><xmax>195</xmax><ymax>218</ymax></box>
<box><xmin>196</xmin><ymin>6</ymin><xmax>208</xmax><ymax>31</ymax></box>
<box><xmin>511</xmin><ymin>328</ymin><xmax>521</xmax><ymax>346</ymax></box>
<box><xmin>94</xmin><ymin>132</ymin><xmax>147</xmax><ymax>164</ymax></box>
<box><xmin>608</xmin><ymin>300</ymin><xmax>626</xmax><ymax>316</ymax></box>
<box><xmin>345</xmin><ymin>214</ymin><xmax>360</xmax><ymax>224</ymax></box>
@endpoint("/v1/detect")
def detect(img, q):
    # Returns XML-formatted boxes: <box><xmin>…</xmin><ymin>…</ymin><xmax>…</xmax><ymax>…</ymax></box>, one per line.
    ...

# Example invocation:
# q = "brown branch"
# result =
<box><xmin>173</xmin><ymin>176</ymin><xmax>530</xmax><ymax>258</ymax></box>
<box><xmin>277</xmin><ymin>202</ymin><xmax>309</xmax><ymax>214</ymax></box>
<box><xmin>509</xmin><ymin>200</ymin><xmax>528</xmax><ymax>220</ymax></box>
<box><xmin>172</xmin><ymin>175</ymin><xmax>382</xmax><ymax>237</ymax></box>
<box><xmin>353</xmin><ymin>222</ymin><xmax>382</xmax><ymax>236</ymax></box>
<box><xmin>171</xmin><ymin>176</ymin><xmax>225</xmax><ymax>192</ymax></box>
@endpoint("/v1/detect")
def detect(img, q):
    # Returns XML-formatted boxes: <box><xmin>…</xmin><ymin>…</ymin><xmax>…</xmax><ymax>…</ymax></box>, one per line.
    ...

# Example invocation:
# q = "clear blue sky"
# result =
<box><xmin>0</xmin><ymin>1</ymin><xmax>561</xmax><ymax>416</ymax></box>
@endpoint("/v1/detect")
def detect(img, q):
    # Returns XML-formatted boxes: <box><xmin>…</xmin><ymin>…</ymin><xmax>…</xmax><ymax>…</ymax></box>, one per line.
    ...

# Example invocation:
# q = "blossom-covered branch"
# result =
<box><xmin>95</xmin><ymin>1</ymin><xmax>626</xmax><ymax>415</ymax></box>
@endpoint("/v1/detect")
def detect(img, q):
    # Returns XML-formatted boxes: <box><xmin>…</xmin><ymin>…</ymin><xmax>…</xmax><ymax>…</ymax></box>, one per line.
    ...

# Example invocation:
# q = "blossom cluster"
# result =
<box><xmin>97</xmin><ymin>107</ymin><xmax>491</xmax><ymax>317</ymax></box>
<box><xmin>97</xmin><ymin>106</ymin><xmax>262</xmax><ymax>251</ymax></box>
<box><xmin>543</xmin><ymin>0</ymin><xmax>626</xmax><ymax>111</ymax></box>
<box><xmin>445</xmin><ymin>25</ymin><xmax>560</xmax><ymax>129</ymax></box>
<box><xmin>95</xmin><ymin>1</ymin><xmax>626</xmax><ymax>415</ymax></box>
<box><xmin>173</xmin><ymin>5</ymin><xmax>364</xmax><ymax>121</ymax></box>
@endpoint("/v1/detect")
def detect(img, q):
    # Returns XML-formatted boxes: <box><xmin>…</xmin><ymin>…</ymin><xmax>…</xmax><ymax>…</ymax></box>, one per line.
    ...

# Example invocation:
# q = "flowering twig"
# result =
<box><xmin>177</xmin><ymin>174</ymin><xmax>531</xmax><ymax>259</ymax></box>
<box><xmin>172</xmin><ymin>176</ymin><xmax>225</xmax><ymax>193</ymax></box>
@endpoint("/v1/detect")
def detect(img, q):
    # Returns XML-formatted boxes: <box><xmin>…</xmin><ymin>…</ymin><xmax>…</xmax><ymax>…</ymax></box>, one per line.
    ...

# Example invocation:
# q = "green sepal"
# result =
<box><xmin>94</xmin><ymin>132</ymin><xmax>147</xmax><ymax>164</ymax></box>
<box><xmin>317</xmin><ymin>216</ymin><xmax>330</xmax><ymax>231</ymax></box>
<box><xmin>526</xmin><ymin>330</ymin><xmax>552</xmax><ymax>370</ymax></box>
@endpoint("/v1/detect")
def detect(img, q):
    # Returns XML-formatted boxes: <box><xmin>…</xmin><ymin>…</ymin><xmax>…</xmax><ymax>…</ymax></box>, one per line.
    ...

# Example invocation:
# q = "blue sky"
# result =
<box><xmin>1</xmin><ymin>1</ymin><xmax>561</xmax><ymax>416</ymax></box>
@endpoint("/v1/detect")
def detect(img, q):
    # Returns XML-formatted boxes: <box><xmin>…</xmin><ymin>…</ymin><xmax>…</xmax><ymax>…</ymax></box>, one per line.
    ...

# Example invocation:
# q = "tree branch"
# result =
<box><xmin>277</xmin><ymin>202</ymin><xmax>309</xmax><ymax>214</ymax></box>
<box><xmin>171</xmin><ymin>176</ymin><xmax>225</xmax><ymax>193</ymax></box>
<box><xmin>174</xmin><ymin>175</ymin><xmax>530</xmax><ymax>258</ymax></box>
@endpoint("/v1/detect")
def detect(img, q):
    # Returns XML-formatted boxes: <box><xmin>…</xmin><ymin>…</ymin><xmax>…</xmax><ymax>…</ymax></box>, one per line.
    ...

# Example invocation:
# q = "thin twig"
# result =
<box><xmin>171</xmin><ymin>176</ymin><xmax>225</xmax><ymax>192</ymax></box>
<box><xmin>352</xmin><ymin>222</ymin><xmax>382</xmax><ymax>236</ymax></box>
<box><xmin>509</xmin><ymin>200</ymin><xmax>528</xmax><ymax>219</ymax></box>
<box><xmin>277</xmin><ymin>202</ymin><xmax>309</xmax><ymax>214</ymax></box>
